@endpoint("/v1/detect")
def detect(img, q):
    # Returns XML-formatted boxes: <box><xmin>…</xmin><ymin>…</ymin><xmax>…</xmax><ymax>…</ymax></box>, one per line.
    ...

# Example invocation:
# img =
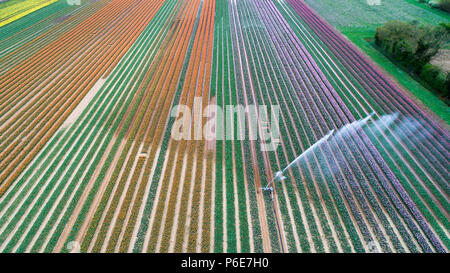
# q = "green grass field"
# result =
<box><xmin>304</xmin><ymin>0</ymin><xmax>450</xmax><ymax>124</ymax></box>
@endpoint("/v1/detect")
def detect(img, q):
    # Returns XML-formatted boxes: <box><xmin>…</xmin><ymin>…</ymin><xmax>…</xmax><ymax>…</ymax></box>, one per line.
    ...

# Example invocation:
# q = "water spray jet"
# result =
<box><xmin>263</xmin><ymin>112</ymin><xmax>376</xmax><ymax>199</ymax></box>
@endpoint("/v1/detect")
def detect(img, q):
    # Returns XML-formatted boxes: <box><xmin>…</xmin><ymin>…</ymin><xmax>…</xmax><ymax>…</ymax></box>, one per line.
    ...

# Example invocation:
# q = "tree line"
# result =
<box><xmin>375</xmin><ymin>20</ymin><xmax>450</xmax><ymax>100</ymax></box>
<box><xmin>419</xmin><ymin>0</ymin><xmax>450</xmax><ymax>13</ymax></box>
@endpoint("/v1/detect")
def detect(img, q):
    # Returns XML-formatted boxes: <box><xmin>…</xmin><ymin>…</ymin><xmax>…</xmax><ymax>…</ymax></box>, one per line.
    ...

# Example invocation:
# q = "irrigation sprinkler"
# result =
<box><xmin>261</xmin><ymin>172</ymin><xmax>285</xmax><ymax>200</ymax></box>
<box><xmin>261</xmin><ymin>184</ymin><xmax>274</xmax><ymax>200</ymax></box>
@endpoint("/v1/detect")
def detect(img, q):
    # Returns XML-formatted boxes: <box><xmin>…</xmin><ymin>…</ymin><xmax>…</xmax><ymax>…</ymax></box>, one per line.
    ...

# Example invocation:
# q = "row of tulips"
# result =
<box><xmin>250</xmin><ymin>0</ymin><xmax>446</xmax><ymax>252</ymax></box>
<box><xmin>0</xmin><ymin>0</ymin><xmax>165</xmax><ymax>253</ymax></box>
<box><xmin>286</xmin><ymin>1</ymin><xmax>450</xmax><ymax>188</ymax></box>
<box><xmin>284</xmin><ymin>0</ymin><xmax>447</xmax><ymax>252</ymax></box>
<box><xmin>0</xmin><ymin>0</ymin><xmax>155</xmax><ymax>199</ymax></box>
<box><xmin>79</xmin><ymin>1</ymin><xmax>182</xmax><ymax>253</ymax></box>
<box><xmin>259</xmin><ymin>0</ymin><xmax>449</xmax><ymax>252</ymax></box>
<box><xmin>276</xmin><ymin>4</ymin><xmax>450</xmax><ymax>249</ymax></box>
<box><xmin>252</xmin><ymin>0</ymin><xmax>370</xmax><ymax>252</ymax></box>
<box><xmin>0</xmin><ymin>1</ymin><xmax>106</xmax><ymax>73</ymax></box>
<box><xmin>237</xmin><ymin>0</ymin><xmax>327</xmax><ymax>252</ymax></box>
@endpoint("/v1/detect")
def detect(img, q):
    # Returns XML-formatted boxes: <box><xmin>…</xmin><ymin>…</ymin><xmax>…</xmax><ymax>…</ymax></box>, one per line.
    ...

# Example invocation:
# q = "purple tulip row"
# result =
<box><xmin>292</xmin><ymin>0</ymin><xmax>450</xmax><ymax>165</ymax></box>
<box><xmin>292</xmin><ymin>15</ymin><xmax>450</xmax><ymax>185</ymax></box>
<box><xmin>250</xmin><ymin>0</ymin><xmax>401</xmax><ymax>252</ymax></box>
<box><xmin>253</xmin><ymin>0</ymin><xmax>446</xmax><ymax>252</ymax></box>
<box><xmin>234</xmin><ymin>0</ymin><xmax>362</xmax><ymax>250</ymax></box>
<box><xmin>236</xmin><ymin>5</ymin><xmax>332</xmax><ymax>251</ymax></box>
<box><xmin>252</xmin><ymin>0</ymin><xmax>403</xmax><ymax>252</ymax></box>
<box><xmin>282</xmin><ymin>0</ymin><xmax>450</xmax><ymax>245</ymax></box>
<box><xmin>270</xmin><ymin>0</ymin><xmax>436</xmax><ymax>251</ymax></box>
<box><xmin>283</xmin><ymin>0</ymin><xmax>448</xmax><ymax>252</ymax></box>
<box><xmin>288</xmin><ymin>0</ymin><xmax>450</xmax><ymax>143</ymax></box>
<box><xmin>326</xmin><ymin>134</ymin><xmax>416</xmax><ymax>251</ymax></box>
<box><xmin>228</xmin><ymin>0</ymin><xmax>286</xmax><ymax>252</ymax></box>
<box><xmin>241</xmin><ymin>0</ymin><xmax>370</xmax><ymax>251</ymax></box>
<box><xmin>286</xmin><ymin>0</ymin><xmax>450</xmax><ymax>183</ymax></box>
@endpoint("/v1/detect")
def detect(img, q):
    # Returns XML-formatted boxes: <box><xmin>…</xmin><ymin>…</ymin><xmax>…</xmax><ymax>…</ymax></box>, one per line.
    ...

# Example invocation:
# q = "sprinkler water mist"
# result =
<box><xmin>274</xmin><ymin>171</ymin><xmax>287</xmax><ymax>183</ymax></box>
<box><xmin>271</xmin><ymin>129</ymin><xmax>335</xmax><ymax>184</ymax></box>
<box><xmin>262</xmin><ymin>112</ymin><xmax>375</xmax><ymax>201</ymax></box>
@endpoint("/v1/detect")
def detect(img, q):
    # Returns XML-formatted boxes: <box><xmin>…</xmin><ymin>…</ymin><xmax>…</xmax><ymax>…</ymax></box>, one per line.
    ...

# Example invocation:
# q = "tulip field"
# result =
<box><xmin>0</xmin><ymin>0</ymin><xmax>448</xmax><ymax>253</ymax></box>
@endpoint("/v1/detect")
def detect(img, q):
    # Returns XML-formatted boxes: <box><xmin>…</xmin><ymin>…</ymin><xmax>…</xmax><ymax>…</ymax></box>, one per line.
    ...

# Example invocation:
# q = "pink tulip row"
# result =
<box><xmin>283</xmin><ymin>0</ymin><xmax>447</xmax><ymax>252</ymax></box>
<box><xmin>286</xmin><ymin>0</ymin><xmax>450</xmax><ymax>173</ymax></box>
<box><xmin>246</xmin><ymin>0</ymin><xmax>448</xmax><ymax>252</ymax></box>
<box><xmin>252</xmin><ymin>0</ymin><xmax>409</xmax><ymax>252</ymax></box>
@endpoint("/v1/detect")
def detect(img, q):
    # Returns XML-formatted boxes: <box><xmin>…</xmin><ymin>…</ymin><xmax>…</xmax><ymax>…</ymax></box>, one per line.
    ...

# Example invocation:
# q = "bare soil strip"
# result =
<box><xmin>167</xmin><ymin>152</ymin><xmax>189</xmax><ymax>252</ymax></box>
<box><xmin>53</xmin><ymin>136</ymin><xmax>123</xmax><ymax>252</ymax></box>
<box><xmin>61</xmin><ymin>78</ymin><xmax>107</xmax><ymax>129</ymax></box>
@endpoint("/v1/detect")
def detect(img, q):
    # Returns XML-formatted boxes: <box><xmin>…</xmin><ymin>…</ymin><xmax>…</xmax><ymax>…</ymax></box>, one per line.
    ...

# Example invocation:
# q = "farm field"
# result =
<box><xmin>0</xmin><ymin>0</ymin><xmax>448</xmax><ymax>253</ymax></box>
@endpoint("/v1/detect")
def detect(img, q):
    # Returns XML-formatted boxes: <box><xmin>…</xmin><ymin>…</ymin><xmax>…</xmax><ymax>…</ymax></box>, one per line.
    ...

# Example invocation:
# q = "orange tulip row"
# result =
<box><xmin>115</xmin><ymin>2</ymin><xmax>189</xmax><ymax>252</ymax></box>
<box><xmin>0</xmin><ymin>0</ymin><xmax>156</xmax><ymax>197</ymax></box>
<box><xmin>81</xmin><ymin>0</ymin><xmax>197</xmax><ymax>253</ymax></box>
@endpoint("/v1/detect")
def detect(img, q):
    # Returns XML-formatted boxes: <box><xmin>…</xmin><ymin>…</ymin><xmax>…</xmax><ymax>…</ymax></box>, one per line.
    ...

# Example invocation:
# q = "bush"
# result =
<box><xmin>376</xmin><ymin>21</ymin><xmax>448</xmax><ymax>68</ymax></box>
<box><xmin>437</xmin><ymin>0</ymin><xmax>450</xmax><ymax>12</ymax></box>
<box><xmin>421</xmin><ymin>63</ymin><xmax>441</xmax><ymax>82</ymax></box>
<box><xmin>375</xmin><ymin>21</ymin><xmax>450</xmax><ymax>98</ymax></box>
<box><xmin>445</xmin><ymin>73</ymin><xmax>450</xmax><ymax>97</ymax></box>
<box><xmin>420</xmin><ymin>64</ymin><xmax>449</xmax><ymax>95</ymax></box>
<box><xmin>375</xmin><ymin>21</ymin><xmax>448</xmax><ymax>72</ymax></box>
<box><xmin>439</xmin><ymin>22</ymin><xmax>450</xmax><ymax>33</ymax></box>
